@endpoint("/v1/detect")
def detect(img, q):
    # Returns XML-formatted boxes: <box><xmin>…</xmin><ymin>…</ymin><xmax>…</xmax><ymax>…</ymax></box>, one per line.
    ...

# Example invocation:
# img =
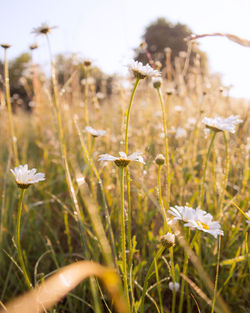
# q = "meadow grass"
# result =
<box><xmin>0</xmin><ymin>37</ymin><xmax>249</xmax><ymax>313</ymax></box>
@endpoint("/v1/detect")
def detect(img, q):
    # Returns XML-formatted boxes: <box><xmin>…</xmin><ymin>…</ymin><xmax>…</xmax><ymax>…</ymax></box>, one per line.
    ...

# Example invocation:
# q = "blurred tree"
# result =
<box><xmin>0</xmin><ymin>53</ymin><xmax>33</xmax><ymax>111</ymax></box>
<box><xmin>136</xmin><ymin>17</ymin><xmax>208</xmax><ymax>74</ymax></box>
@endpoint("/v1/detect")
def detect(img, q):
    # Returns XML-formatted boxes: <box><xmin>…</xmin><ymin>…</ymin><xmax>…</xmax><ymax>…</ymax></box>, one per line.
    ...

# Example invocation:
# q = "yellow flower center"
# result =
<box><xmin>197</xmin><ymin>221</ymin><xmax>209</xmax><ymax>230</ymax></box>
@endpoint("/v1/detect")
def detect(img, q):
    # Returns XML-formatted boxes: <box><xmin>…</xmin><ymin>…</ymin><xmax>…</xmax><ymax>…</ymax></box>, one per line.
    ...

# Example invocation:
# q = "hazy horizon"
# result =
<box><xmin>1</xmin><ymin>0</ymin><xmax>250</xmax><ymax>99</ymax></box>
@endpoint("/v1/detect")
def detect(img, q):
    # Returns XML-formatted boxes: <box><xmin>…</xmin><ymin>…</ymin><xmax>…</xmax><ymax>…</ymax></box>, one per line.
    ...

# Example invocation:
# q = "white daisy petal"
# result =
<box><xmin>119</xmin><ymin>152</ymin><xmax>128</xmax><ymax>159</ymax></box>
<box><xmin>98</xmin><ymin>154</ymin><xmax>117</xmax><ymax>162</ymax></box>
<box><xmin>85</xmin><ymin>126</ymin><xmax>106</xmax><ymax>137</ymax></box>
<box><xmin>128</xmin><ymin>152</ymin><xmax>145</xmax><ymax>164</ymax></box>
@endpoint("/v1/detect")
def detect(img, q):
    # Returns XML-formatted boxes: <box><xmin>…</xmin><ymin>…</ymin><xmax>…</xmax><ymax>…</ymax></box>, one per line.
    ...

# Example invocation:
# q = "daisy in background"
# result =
<box><xmin>168</xmin><ymin>205</ymin><xmax>224</xmax><ymax>238</ymax></box>
<box><xmin>10</xmin><ymin>164</ymin><xmax>45</xmax><ymax>189</ymax></box>
<box><xmin>1</xmin><ymin>43</ymin><xmax>11</xmax><ymax>49</ymax></box>
<box><xmin>169</xmin><ymin>282</ymin><xmax>180</xmax><ymax>292</ymax></box>
<box><xmin>202</xmin><ymin>115</ymin><xmax>243</xmax><ymax>135</ymax></box>
<box><xmin>85</xmin><ymin>126</ymin><xmax>106</xmax><ymax>138</ymax></box>
<box><xmin>32</xmin><ymin>22</ymin><xmax>57</xmax><ymax>36</ymax></box>
<box><xmin>245</xmin><ymin>210</ymin><xmax>250</xmax><ymax>225</ymax></box>
<box><xmin>98</xmin><ymin>152</ymin><xmax>145</xmax><ymax>168</ymax></box>
<box><xmin>128</xmin><ymin>60</ymin><xmax>161</xmax><ymax>80</ymax></box>
<box><xmin>175</xmin><ymin>127</ymin><xmax>187</xmax><ymax>139</ymax></box>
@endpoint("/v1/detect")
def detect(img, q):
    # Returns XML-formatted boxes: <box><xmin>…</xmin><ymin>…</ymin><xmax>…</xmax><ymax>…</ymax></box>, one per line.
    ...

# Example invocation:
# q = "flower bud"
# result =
<box><xmin>152</xmin><ymin>77</ymin><xmax>162</xmax><ymax>89</ymax></box>
<box><xmin>155</xmin><ymin>154</ymin><xmax>165</xmax><ymax>166</ymax></box>
<box><xmin>84</xmin><ymin>59</ymin><xmax>92</xmax><ymax>67</ymax></box>
<box><xmin>161</xmin><ymin>232</ymin><xmax>175</xmax><ymax>248</ymax></box>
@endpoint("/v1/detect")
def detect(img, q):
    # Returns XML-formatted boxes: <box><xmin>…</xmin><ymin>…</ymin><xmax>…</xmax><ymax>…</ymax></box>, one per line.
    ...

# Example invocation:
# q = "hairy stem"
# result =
<box><xmin>16</xmin><ymin>189</ymin><xmax>32</xmax><ymax>289</ymax></box>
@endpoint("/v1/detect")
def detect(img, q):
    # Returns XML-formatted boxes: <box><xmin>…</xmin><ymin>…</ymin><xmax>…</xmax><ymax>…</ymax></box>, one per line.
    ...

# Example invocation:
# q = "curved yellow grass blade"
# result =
<box><xmin>0</xmin><ymin>261</ymin><xmax>128</xmax><ymax>313</ymax></box>
<box><xmin>186</xmin><ymin>32</ymin><xmax>250</xmax><ymax>47</ymax></box>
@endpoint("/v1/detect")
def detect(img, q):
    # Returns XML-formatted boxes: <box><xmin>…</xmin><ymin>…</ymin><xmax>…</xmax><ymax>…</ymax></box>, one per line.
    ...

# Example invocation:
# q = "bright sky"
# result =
<box><xmin>1</xmin><ymin>0</ymin><xmax>250</xmax><ymax>98</ymax></box>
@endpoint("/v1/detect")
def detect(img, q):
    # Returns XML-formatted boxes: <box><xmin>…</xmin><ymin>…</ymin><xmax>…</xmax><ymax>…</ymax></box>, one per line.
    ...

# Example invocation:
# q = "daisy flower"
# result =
<box><xmin>175</xmin><ymin>127</ymin><xmax>187</xmax><ymax>139</ymax></box>
<box><xmin>184</xmin><ymin>207</ymin><xmax>224</xmax><ymax>238</ymax></box>
<box><xmin>128</xmin><ymin>60</ymin><xmax>160</xmax><ymax>79</ymax></box>
<box><xmin>10</xmin><ymin>164</ymin><xmax>45</xmax><ymax>189</ymax></box>
<box><xmin>32</xmin><ymin>22</ymin><xmax>57</xmax><ymax>36</ymax></box>
<box><xmin>85</xmin><ymin>126</ymin><xmax>106</xmax><ymax>137</ymax></box>
<box><xmin>168</xmin><ymin>206</ymin><xmax>223</xmax><ymax>238</ymax></box>
<box><xmin>1</xmin><ymin>43</ymin><xmax>11</xmax><ymax>49</ymax></box>
<box><xmin>202</xmin><ymin>115</ymin><xmax>243</xmax><ymax>134</ymax></box>
<box><xmin>98</xmin><ymin>152</ymin><xmax>145</xmax><ymax>167</ymax></box>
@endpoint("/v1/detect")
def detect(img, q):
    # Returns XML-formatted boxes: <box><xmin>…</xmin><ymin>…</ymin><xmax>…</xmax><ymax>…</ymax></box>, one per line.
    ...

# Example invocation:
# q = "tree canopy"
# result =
<box><xmin>136</xmin><ymin>17</ymin><xmax>208</xmax><ymax>72</ymax></box>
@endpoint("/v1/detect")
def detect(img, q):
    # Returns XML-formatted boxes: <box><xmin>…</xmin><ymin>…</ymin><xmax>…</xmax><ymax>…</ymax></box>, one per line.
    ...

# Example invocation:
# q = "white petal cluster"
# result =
<box><xmin>128</xmin><ymin>60</ymin><xmax>161</xmax><ymax>79</ymax></box>
<box><xmin>85</xmin><ymin>126</ymin><xmax>106</xmax><ymax>137</ymax></box>
<box><xmin>99</xmin><ymin>152</ymin><xmax>145</xmax><ymax>163</ymax></box>
<box><xmin>168</xmin><ymin>206</ymin><xmax>224</xmax><ymax>238</ymax></box>
<box><xmin>98</xmin><ymin>152</ymin><xmax>145</xmax><ymax>167</ymax></box>
<box><xmin>174</xmin><ymin>105</ymin><xmax>183</xmax><ymax>112</ymax></box>
<box><xmin>10</xmin><ymin>164</ymin><xmax>45</xmax><ymax>188</ymax></box>
<box><xmin>169</xmin><ymin>282</ymin><xmax>180</xmax><ymax>292</ymax></box>
<box><xmin>161</xmin><ymin>232</ymin><xmax>175</xmax><ymax>244</ymax></box>
<box><xmin>184</xmin><ymin>208</ymin><xmax>224</xmax><ymax>238</ymax></box>
<box><xmin>245</xmin><ymin>210</ymin><xmax>250</xmax><ymax>225</ymax></box>
<box><xmin>202</xmin><ymin>115</ymin><xmax>243</xmax><ymax>134</ymax></box>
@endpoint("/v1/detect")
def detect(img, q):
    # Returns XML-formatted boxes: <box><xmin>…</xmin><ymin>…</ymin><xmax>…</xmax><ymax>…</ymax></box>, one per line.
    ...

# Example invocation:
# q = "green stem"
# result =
<box><xmin>120</xmin><ymin>167</ymin><xmax>130</xmax><ymax>313</ymax></box>
<box><xmin>126</xmin><ymin>168</ymin><xmax>132</xmax><ymax>268</ymax></box>
<box><xmin>124</xmin><ymin>78</ymin><xmax>140</xmax><ymax>154</ymax></box>
<box><xmin>158</xmin><ymin>165</ymin><xmax>168</xmax><ymax>231</ymax></box>
<box><xmin>84</xmin><ymin>68</ymin><xmax>90</xmax><ymax>126</ymax></box>
<box><xmin>219</xmin><ymin>132</ymin><xmax>229</xmax><ymax>215</ymax></box>
<box><xmin>140</xmin><ymin>246</ymin><xmax>165</xmax><ymax>313</ymax></box>
<box><xmin>157</xmin><ymin>88</ymin><xmax>170</xmax><ymax>211</ymax></box>
<box><xmin>4</xmin><ymin>48</ymin><xmax>19</xmax><ymax>166</ymax></box>
<box><xmin>90</xmin><ymin>136</ymin><xmax>96</xmax><ymax>156</ymax></box>
<box><xmin>170</xmin><ymin>247</ymin><xmax>176</xmax><ymax>313</ymax></box>
<box><xmin>211</xmin><ymin>235</ymin><xmax>222</xmax><ymax>313</ymax></box>
<box><xmin>16</xmin><ymin>189</ymin><xmax>32</xmax><ymax>289</ymax></box>
<box><xmin>178</xmin><ymin>230</ymin><xmax>198</xmax><ymax>313</ymax></box>
<box><xmin>154</xmin><ymin>257</ymin><xmax>164</xmax><ymax>313</ymax></box>
<box><xmin>123</xmin><ymin>77</ymin><xmax>140</xmax><ymax>313</ymax></box>
<box><xmin>200</xmin><ymin>131</ymin><xmax>216</xmax><ymax>209</ymax></box>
